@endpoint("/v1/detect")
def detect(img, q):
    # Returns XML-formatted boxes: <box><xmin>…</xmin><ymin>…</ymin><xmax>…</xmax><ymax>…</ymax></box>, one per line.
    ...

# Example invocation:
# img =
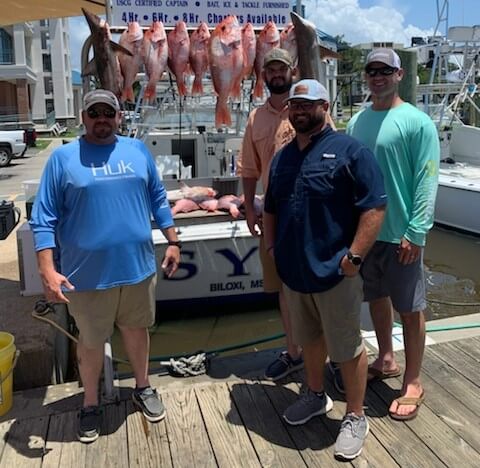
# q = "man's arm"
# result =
<box><xmin>340</xmin><ymin>207</ymin><xmax>385</xmax><ymax>276</ymax></box>
<box><xmin>242</xmin><ymin>177</ymin><xmax>261</xmax><ymax>236</ymax></box>
<box><xmin>37</xmin><ymin>249</ymin><xmax>74</xmax><ymax>303</ymax></box>
<box><xmin>160</xmin><ymin>226</ymin><xmax>180</xmax><ymax>278</ymax></box>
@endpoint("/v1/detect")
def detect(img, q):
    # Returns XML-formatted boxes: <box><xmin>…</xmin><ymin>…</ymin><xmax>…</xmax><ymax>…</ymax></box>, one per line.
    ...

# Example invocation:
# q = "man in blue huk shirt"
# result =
<box><xmin>263</xmin><ymin>79</ymin><xmax>387</xmax><ymax>461</ymax></box>
<box><xmin>30</xmin><ymin>89</ymin><xmax>181</xmax><ymax>443</ymax></box>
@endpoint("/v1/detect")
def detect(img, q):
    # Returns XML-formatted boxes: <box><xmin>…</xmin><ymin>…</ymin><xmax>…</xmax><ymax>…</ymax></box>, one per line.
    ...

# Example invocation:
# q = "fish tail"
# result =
<box><xmin>122</xmin><ymin>87</ymin><xmax>135</xmax><ymax>103</ymax></box>
<box><xmin>177</xmin><ymin>79</ymin><xmax>188</xmax><ymax>96</ymax></box>
<box><xmin>191</xmin><ymin>76</ymin><xmax>203</xmax><ymax>95</ymax></box>
<box><xmin>215</xmin><ymin>100</ymin><xmax>232</xmax><ymax>128</ymax></box>
<box><xmin>144</xmin><ymin>82</ymin><xmax>156</xmax><ymax>102</ymax></box>
<box><xmin>253</xmin><ymin>78</ymin><xmax>264</xmax><ymax>99</ymax></box>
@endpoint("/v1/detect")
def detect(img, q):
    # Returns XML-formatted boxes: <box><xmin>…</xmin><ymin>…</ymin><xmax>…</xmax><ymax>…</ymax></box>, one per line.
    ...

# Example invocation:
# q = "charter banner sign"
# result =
<box><xmin>110</xmin><ymin>0</ymin><xmax>292</xmax><ymax>28</ymax></box>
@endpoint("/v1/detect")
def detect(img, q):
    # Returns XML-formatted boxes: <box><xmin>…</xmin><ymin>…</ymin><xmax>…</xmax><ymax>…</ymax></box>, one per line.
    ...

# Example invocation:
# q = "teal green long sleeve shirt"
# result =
<box><xmin>347</xmin><ymin>102</ymin><xmax>439</xmax><ymax>246</ymax></box>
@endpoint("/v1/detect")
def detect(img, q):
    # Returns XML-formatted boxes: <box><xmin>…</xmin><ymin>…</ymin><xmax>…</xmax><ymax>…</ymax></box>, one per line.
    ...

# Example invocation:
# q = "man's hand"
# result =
<box><xmin>246</xmin><ymin>210</ymin><xmax>262</xmax><ymax>237</ymax></box>
<box><xmin>339</xmin><ymin>255</ymin><xmax>360</xmax><ymax>277</ymax></box>
<box><xmin>40</xmin><ymin>269</ymin><xmax>75</xmax><ymax>303</ymax></box>
<box><xmin>397</xmin><ymin>237</ymin><xmax>421</xmax><ymax>265</ymax></box>
<box><xmin>162</xmin><ymin>245</ymin><xmax>180</xmax><ymax>278</ymax></box>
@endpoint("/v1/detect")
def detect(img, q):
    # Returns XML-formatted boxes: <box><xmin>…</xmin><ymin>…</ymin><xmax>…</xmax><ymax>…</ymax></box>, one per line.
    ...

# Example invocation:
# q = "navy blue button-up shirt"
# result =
<box><xmin>264</xmin><ymin>126</ymin><xmax>387</xmax><ymax>293</ymax></box>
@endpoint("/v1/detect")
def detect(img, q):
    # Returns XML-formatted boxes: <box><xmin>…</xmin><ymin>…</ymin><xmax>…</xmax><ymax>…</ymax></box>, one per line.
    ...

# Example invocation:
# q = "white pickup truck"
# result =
<box><xmin>0</xmin><ymin>129</ymin><xmax>27</xmax><ymax>167</ymax></box>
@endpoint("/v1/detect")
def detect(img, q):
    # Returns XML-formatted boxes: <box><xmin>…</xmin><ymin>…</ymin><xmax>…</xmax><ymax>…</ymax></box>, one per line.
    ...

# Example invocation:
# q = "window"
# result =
<box><xmin>44</xmin><ymin>77</ymin><xmax>53</xmax><ymax>94</ymax></box>
<box><xmin>42</xmin><ymin>54</ymin><xmax>52</xmax><ymax>72</ymax></box>
<box><xmin>41</xmin><ymin>31</ymin><xmax>50</xmax><ymax>50</ymax></box>
<box><xmin>0</xmin><ymin>28</ymin><xmax>13</xmax><ymax>64</ymax></box>
<box><xmin>45</xmin><ymin>99</ymin><xmax>54</xmax><ymax>114</ymax></box>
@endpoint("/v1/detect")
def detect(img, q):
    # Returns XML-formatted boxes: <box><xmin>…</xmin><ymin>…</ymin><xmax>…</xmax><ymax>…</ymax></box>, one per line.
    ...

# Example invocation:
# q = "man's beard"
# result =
<box><xmin>92</xmin><ymin>123</ymin><xmax>114</xmax><ymax>139</ymax></box>
<box><xmin>266</xmin><ymin>76</ymin><xmax>292</xmax><ymax>95</ymax></box>
<box><xmin>291</xmin><ymin>112</ymin><xmax>325</xmax><ymax>134</ymax></box>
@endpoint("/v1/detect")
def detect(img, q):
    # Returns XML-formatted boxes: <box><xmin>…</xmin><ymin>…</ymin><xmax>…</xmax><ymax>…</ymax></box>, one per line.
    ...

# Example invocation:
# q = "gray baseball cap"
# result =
<box><xmin>264</xmin><ymin>48</ymin><xmax>294</xmax><ymax>68</ymax></box>
<box><xmin>365</xmin><ymin>48</ymin><xmax>401</xmax><ymax>69</ymax></box>
<box><xmin>83</xmin><ymin>89</ymin><xmax>120</xmax><ymax>111</ymax></box>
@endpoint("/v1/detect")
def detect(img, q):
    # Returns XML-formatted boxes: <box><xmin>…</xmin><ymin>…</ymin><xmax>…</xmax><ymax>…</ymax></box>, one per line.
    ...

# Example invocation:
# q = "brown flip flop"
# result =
<box><xmin>389</xmin><ymin>391</ymin><xmax>425</xmax><ymax>421</ymax></box>
<box><xmin>367</xmin><ymin>365</ymin><xmax>402</xmax><ymax>382</ymax></box>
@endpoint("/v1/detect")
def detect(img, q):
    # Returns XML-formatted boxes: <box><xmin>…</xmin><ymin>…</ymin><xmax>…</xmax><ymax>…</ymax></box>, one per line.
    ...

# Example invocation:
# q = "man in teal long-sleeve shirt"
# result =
<box><xmin>347</xmin><ymin>49</ymin><xmax>439</xmax><ymax>421</ymax></box>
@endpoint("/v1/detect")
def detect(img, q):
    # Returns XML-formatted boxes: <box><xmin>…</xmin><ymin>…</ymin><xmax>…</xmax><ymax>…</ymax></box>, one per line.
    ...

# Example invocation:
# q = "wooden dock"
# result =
<box><xmin>1</xmin><ymin>337</ymin><xmax>480</xmax><ymax>467</ymax></box>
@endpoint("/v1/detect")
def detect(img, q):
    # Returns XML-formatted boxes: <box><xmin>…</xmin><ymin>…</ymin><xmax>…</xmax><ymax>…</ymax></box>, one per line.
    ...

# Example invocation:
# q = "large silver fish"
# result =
<box><xmin>81</xmin><ymin>8</ymin><xmax>132</xmax><ymax>98</ymax></box>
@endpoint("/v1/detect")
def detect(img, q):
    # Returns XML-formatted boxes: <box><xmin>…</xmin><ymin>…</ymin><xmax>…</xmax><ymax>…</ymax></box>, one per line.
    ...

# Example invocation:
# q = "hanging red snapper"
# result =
<box><xmin>241</xmin><ymin>23</ymin><xmax>256</xmax><ymax>79</ymax></box>
<box><xmin>253</xmin><ymin>21</ymin><xmax>280</xmax><ymax>99</ymax></box>
<box><xmin>168</xmin><ymin>21</ymin><xmax>190</xmax><ymax>96</ymax></box>
<box><xmin>189</xmin><ymin>22</ymin><xmax>211</xmax><ymax>95</ymax></box>
<box><xmin>142</xmin><ymin>21</ymin><xmax>168</xmax><ymax>102</ymax></box>
<box><xmin>209</xmin><ymin>15</ymin><xmax>244</xmax><ymax>127</ymax></box>
<box><xmin>118</xmin><ymin>22</ymin><xmax>143</xmax><ymax>102</ymax></box>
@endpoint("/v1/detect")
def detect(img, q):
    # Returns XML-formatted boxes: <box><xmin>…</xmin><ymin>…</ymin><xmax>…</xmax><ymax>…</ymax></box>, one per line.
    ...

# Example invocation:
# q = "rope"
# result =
<box><xmin>158</xmin><ymin>353</ymin><xmax>209</xmax><ymax>377</ymax></box>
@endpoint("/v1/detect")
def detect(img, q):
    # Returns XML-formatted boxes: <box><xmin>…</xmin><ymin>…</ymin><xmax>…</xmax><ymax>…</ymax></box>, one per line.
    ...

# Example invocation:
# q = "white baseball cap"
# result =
<box><xmin>366</xmin><ymin>48</ymin><xmax>401</xmax><ymax>69</ymax></box>
<box><xmin>287</xmin><ymin>79</ymin><xmax>330</xmax><ymax>102</ymax></box>
<box><xmin>83</xmin><ymin>89</ymin><xmax>120</xmax><ymax>111</ymax></box>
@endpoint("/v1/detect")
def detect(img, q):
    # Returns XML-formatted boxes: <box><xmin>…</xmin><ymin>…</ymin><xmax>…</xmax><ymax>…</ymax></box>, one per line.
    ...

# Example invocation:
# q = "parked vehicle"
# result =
<box><xmin>0</xmin><ymin>129</ymin><xmax>27</xmax><ymax>167</ymax></box>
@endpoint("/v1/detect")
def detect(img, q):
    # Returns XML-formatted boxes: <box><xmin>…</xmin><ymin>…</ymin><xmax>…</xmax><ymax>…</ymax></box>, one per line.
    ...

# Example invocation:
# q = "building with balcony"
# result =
<box><xmin>0</xmin><ymin>18</ymin><xmax>74</xmax><ymax>128</ymax></box>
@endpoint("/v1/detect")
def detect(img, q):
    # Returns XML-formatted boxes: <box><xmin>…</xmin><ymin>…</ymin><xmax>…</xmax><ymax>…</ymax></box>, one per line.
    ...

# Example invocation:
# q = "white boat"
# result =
<box><xmin>435</xmin><ymin>124</ymin><xmax>480</xmax><ymax>236</ymax></box>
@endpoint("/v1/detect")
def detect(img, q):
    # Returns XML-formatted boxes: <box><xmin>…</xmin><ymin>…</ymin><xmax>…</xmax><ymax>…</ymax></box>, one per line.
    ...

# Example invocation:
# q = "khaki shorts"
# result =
<box><xmin>67</xmin><ymin>274</ymin><xmax>157</xmax><ymax>348</ymax></box>
<box><xmin>283</xmin><ymin>276</ymin><xmax>364</xmax><ymax>363</ymax></box>
<box><xmin>259</xmin><ymin>236</ymin><xmax>282</xmax><ymax>293</ymax></box>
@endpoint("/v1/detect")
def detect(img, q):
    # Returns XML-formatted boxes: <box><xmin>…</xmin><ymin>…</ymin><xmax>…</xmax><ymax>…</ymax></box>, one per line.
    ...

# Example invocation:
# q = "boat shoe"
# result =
<box><xmin>132</xmin><ymin>386</ymin><xmax>166</xmax><ymax>422</ymax></box>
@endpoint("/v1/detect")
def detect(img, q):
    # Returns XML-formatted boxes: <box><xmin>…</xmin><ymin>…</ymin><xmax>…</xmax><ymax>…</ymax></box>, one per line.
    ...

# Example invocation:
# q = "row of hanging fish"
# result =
<box><xmin>81</xmin><ymin>9</ymin><xmax>298</xmax><ymax>128</ymax></box>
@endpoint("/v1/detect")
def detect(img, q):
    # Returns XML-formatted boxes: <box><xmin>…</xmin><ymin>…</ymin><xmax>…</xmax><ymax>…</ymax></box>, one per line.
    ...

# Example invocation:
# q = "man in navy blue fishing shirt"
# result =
<box><xmin>263</xmin><ymin>79</ymin><xmax>387</xmax><ymax>461</ymax></box>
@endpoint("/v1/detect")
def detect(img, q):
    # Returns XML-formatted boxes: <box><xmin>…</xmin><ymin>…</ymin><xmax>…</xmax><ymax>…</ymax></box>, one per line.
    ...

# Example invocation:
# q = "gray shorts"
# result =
<box><xmin>283</xmin><ymin>276</ymin><xmax>364</xmax><ymax>363</ymax></box>
<box><xmin>362</xmin><ymin>241</ymin><xmax>426</xmax><ymax>313</ymax></box>
<box><xmin>67</xmin><ymin>274</ymin><xmax>157</xmax><ymax>348</ymax></box>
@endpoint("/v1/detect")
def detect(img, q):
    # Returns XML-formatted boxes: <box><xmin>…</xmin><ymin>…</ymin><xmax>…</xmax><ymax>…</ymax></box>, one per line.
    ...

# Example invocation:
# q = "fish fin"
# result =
<box><xmin>144</xmin><ymin>82</ymin><xmax>157</xmax><ymax>101</ymax></box>
<box><xmin>231</xmin><ymin>78</ymin><xmax>242</xmax><ymax>99</ymax></box>
<box><xmin>110</xmin><ymin>41</ymin><xmax>133</xmax><ymax>56</ymax></box>
<box><xmin>191</xmin><ymin>77</ymin><xmax>203</xmax><ymax>95</ymax></box>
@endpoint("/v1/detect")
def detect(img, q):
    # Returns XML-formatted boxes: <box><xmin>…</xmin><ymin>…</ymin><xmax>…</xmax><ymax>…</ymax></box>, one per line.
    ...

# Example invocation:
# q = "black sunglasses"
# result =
<box><xmin>87</xmin><ymin>107</ymin><xmax>117</xmax><ymax>119</ymax></box>
<box><xmin>365</xmin><ymin>67</ymin><xmax>397</xmax><ymax>77</ymax></box>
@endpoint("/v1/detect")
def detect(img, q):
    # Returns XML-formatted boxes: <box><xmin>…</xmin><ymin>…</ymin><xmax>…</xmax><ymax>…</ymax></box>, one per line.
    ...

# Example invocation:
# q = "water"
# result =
<box><xmin>112</xmin><ymin>226</ymin><xmax>480</xmax><ymax>372</ymax></box>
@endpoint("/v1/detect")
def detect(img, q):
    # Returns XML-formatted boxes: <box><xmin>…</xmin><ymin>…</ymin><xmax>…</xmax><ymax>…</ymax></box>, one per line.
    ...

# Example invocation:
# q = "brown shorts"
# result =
<box><xmin>259</xmin><ymin>236</ymin><xmax>282</xmax><ymax>293</ymax></box>
<box><xmin>67</xmin><ymin>274</ymin><xmax>157</xmax><ymax>348</ymax></box>
<box><xmin>283</xmin><ymin>276</ymin><xmax>364</xmax><ymax>363</ymax></box>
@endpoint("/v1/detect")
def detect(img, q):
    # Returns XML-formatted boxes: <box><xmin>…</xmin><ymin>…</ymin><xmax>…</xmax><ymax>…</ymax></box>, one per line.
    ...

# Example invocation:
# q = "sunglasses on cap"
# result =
<box><xmin>86</xmin><ymin>107</ymin><xmax>117</xmax><ymax>119</ymax></box>
<box><xmin>365</xmin><ymin>66</ymin><xmax>398</xmax><ymax>77</ymax></box>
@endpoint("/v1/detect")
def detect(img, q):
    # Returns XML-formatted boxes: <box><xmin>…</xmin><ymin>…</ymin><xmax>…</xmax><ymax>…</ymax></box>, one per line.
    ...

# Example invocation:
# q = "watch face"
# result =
<box><xmin>351</xmin><ymin>256</ymin><xmax>362</xmax><ymax>266</ymax></box>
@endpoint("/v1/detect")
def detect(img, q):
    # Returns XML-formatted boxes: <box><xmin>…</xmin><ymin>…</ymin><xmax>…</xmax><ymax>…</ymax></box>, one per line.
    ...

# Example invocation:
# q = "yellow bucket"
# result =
<box><xmin>0</xmin><ymin>332</ymin><xmax>18</xmax><ymax>417</ymax></box>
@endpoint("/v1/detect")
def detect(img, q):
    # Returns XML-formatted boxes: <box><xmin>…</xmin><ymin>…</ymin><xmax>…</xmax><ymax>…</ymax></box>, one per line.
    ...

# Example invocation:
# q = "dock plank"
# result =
<box><xmin>126</xmin><ymin>401</ymin><xmax>172</xmax><ymax>468</ymax></box>
<box><xmin>42</xmin><ymin>410</ymin><xmax>86</xmax><ymax>468</ymax></box>
<box><xmin>369</xmin><ymin>376</ymin><xmax>480</xmax><ymax>467</ymax></box>
<box><xmin>456</xmin><ymin>336</ymin><xmax>480</xmax><ymax>362</ymax></box>
<box><xmin>101</xmin><ymin>402</ymin><xmax>129</xmax><ymax>468</ymax></box>
<box><xmin>362</xmin><ymin>384</ymin><xmax>445</xmax><ymax>467</ymax></box>
<box><xmin>422</xmin><ymin>347</ymin><xmax>480</xmax><ymax>417</ymax></box>
<box><xmin>261</xmin><ymin>378</ymin><xmax>340</xmax><ymax>467</ymax></box>
<box><xmin>163</xmin><ymin>388</ymin><xmax>216</xmax><ymax>467</ymax></box>
<box><xmin>195</xmin><ymin>382</ymin><xmax>261</xmax><ymax>468</ymax></box>
<box><xmin>393</xmin><ymin>350</ymin><xmax>480</xmax><ymax>454</ymax></box>
<box><xmin>429</xmin><ymin>340</ymin><xmax>480</xmax><ymax>386</ymax></box>
<box><xmin>0</xmin><ymin>415</ymin><xmax>48</xmax><ymax>467</ymax></box>
<box><xmin>228</xmin><ymin>380</ymin><xmax>306</xmax><ymax>467</ymax></box>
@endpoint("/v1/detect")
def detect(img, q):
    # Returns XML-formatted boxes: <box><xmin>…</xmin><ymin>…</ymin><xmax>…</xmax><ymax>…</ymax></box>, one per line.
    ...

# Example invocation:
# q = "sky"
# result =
<box><xmin>69</xmin><ymin>0</ymin><xmax>480</xmax><ymax>71</ymax></box>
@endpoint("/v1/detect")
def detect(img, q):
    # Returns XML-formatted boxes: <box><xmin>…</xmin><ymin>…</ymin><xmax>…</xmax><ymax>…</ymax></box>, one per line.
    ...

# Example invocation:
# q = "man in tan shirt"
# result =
<box><xmin>238</xmin><ymin>48</ymin><xmax>302</xmax><ymax>379</ymax></box>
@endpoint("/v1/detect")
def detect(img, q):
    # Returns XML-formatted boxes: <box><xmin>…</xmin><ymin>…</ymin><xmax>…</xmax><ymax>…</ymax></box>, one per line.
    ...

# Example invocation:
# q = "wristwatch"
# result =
<box><xmin>347</xmin><ymin>250</ymin><xmax>362</xmax><ymax>266</ymax></box>
<box><xmin>168</xmin><ymin>240</ymin><xmax>182</xmax><ymax>249</ymax></box>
